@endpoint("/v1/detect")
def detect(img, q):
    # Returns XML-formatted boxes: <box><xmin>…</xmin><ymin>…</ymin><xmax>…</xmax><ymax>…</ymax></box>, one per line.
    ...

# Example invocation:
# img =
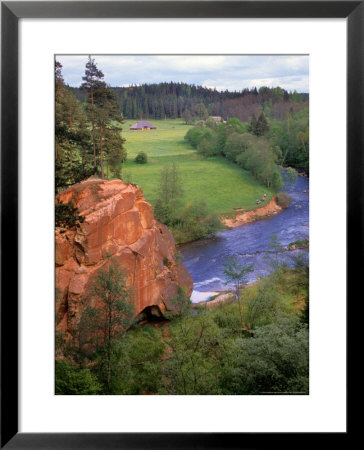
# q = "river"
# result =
<box><xmin>179</xmin><ymin>174</ymin><xmax>309</xmax><ymax>303</ymax></box>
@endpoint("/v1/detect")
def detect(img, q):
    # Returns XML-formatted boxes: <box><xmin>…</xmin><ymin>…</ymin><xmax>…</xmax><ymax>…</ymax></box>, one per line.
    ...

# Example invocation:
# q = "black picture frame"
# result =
<box><xmin>1</xmin><ymin>1</ymin><xmax>357</xmax><ymax>448</ymax></box>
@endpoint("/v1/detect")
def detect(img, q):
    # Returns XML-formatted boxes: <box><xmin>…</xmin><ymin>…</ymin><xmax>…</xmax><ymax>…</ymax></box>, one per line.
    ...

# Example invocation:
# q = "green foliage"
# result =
<box><xmin>56</xmin><ymin>57</ymin><xmax>127</xmax><ymax>185</ymax></box>
<box><xmin>224</xmin><ymin>132</ymin><xmax>249</xmax><ymax>162</ymax></box>
<box><xmin>243</xmin><ymin>282</ymin><xmax>283</xmax><ymax>329</ymax></box>
<box><xmin>80</xmin><ymin>56</ymin><xmax>126</xmax><ymax>179</ymax></box>
<box><xmin>162</xmin><ymin>267</ymin><xmax>309</xmax><ymax>395</ymax></box>
<box><xmin>122</xmin><ymin>170</ymin><xmax>133</xmax><ymax>184</ymax></box>
<box><xmin>196</xmin><ymin>130</ymin><xmax>218</xmax><ymax>157</ymax></box>
<box><xmin>76</xmin><ymin>81</ymin><xmax>308</xmax><ymax>122</ymax></box>
<box><xmin>185</xmin><ymin>116</ymin><xmax>283</xmax><ymax>191</ymax></box>
<box><xmin>81</xmin><ymin>258</ymin><xmax>134</xmax><ymax>391</ymax></box>
<box><xmin>104</xmin><ymin>129</ymin><xmax>127</xmax><ymax>178</ymax></box>
<box><xmin>223</xmin><ymin>257</ymin><xmax>254</xmax><ymax>295</ymax></box>
<box><xmin>171</xmin><ymin>201</ymin><xmax>222</xmax><ymax>244</ymax></box>
<box><xmin>165</xmin><ymin>286</ymin><xmax>192</xmax><ymax>319</ymax></box>
<box><xmin>222</xmin><ymin>256</ymin><xmax>254</xmax><ymax>328</ymax></box>
<box><xmin>184</xmin><ymin>127</ymin><xmax>204</xmax><ymax>148</ymax></box>
<box><xmin>220</xmin><ymin>318</ymin><xmax>309</xmax><ymax>394</ymax></box>
<box><xmin>193</xmin><ymin>102</ymin><xmax>209</xmax><ymax>120</ymax></box>
<box><xmin>210</xmin><ymin>304</ymin><xmax>243</xmax><ymax>334</ymax></box>
<box><xmin>287</xmin><ymin>239</ymin><xmax>309</xmax><ymax>250</ymax></box>
<box><xmin>55</xmin><ymin>201</ymin><xmax>84</xmax><ymax>228</ymax></box>
<box><xmin>134</xmin><ymin>151</ymin><xmax>148</xmax><ymax>164</ymax></box>
<box><xmin>216</xmin><ymin>118</ymin><xmax>245</xmax><ymax>155</ymax></box>
<box><xmin>235</xmin><ymin>137</ymin><xmax>283</xmax><ymax>191</ymax></box>
<box><xmin>269</xmin><ymin>109</ymin><xmax>309</xmax><ymax>171</ymax></box>
<box><xmin>154</xmin><ymin>163</ymin><xmax>184</xmax><ymax>225</ymax></box>
<box><xmin>91</xmin><ymin>259</ymin><xmax>134</xmax><ymax>344</ymax></box>
<box><xmin>205</xmin><ymin>117</ymin><xmax>218</xmax><ymax>129</ymax></box>
<box><xmin>56</xmin><ymin>266</ymin><xmax>309</xmax><ymax>395</ymax></box>
<box><xmin>93</xmin><ymin>339</ymin><xmax>132</xmax><ymax>394</ymax></box>
<box><xmin>55</xmin><ymin>360</ymin><xmax>102</xmax><ymax>395</ymax></box>
<box><xmin>55</xmin><ymin>61</ymin><xmax>94</xmax><ymax>190</ymax></box>
<box><xmin>126</xmin><ymin>326</ymin><xmax>165</xmax><ymax>394</ymax></box>
<box><xmin>250</xmin><ymin>112</ymin><xmax>270</xmax><ymax>137</ymax></box>
<box><xmin>283</xmin><ymin>166</ymin><xmax>298</xmax><ymax>188</ymax></box>
<box><xmin>276</xmin><ymin>192</ymin><xmax>293</xmax><ymax>209</ymax></box>
<box><xmin>160</xmin><ymin>313</ymin><xmax>224</xmax><ymax>395</ymax></box>
<box><xmin>183</xmin><ymin>109</ymin><xmax>193</xmax><ymax>125</ymax></box>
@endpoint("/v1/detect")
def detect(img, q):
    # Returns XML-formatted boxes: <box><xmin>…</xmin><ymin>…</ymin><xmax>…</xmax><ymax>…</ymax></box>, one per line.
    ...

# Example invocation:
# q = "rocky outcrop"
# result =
<box><xmin>55</xmin><ymin>179</ymin><xmax>193</xmax><ymax>334</ymax></box>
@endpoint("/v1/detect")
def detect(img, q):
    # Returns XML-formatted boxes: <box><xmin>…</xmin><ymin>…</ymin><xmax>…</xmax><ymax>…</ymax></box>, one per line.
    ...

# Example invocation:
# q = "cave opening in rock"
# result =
<box><xmin>138</xmin><ymin>305</ymin><xmax>167</xmax><ymax>323</ymax></box>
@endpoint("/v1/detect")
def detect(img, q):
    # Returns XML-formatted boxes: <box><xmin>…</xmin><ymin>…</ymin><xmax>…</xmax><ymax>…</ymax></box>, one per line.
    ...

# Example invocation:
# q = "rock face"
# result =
<box><xmin>55</xmin><ymin>179</ymin><xmax>193</xmax><ymax>334</ymax></box>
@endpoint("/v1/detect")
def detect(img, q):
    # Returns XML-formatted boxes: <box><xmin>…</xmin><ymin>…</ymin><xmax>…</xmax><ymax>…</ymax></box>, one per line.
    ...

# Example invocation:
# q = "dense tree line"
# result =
<box><xmin>185</xmin><ymin>108</ymin><xmax>309</xmax><ymax>186</ymax></box>
<box><xmin>55</xmin><ymin>57</ymin><xmax>127</xmax><ymax>191</ymax></box>
<box><xmin>185</xmin><ymin>115</ymin><xmax>284</xmax><ymax>190</ymax></box>
<box><xmin>71</xmin><ymin>82</ymin><xmax>308</xmax><ymax>122</ymax></box>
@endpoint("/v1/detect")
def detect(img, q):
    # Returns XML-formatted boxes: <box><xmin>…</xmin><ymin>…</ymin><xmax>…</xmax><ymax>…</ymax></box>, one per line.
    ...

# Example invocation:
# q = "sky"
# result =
<box><xmin>56</xmin><ymin>54</ymin><xmax>309</xmax><ymax>93</ymax></box>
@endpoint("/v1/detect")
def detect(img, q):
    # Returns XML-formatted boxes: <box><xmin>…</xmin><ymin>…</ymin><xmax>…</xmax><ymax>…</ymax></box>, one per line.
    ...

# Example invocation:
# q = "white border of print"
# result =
<box><xmin>19</xmin><ymin>18</ymin><xmax>346</xmax><ymax>433</ymax></box>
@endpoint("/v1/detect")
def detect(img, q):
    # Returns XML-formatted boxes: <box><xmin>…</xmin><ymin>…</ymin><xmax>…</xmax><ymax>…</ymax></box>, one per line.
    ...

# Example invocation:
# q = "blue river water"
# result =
<box><xmin>179</xmin><ymin>175</ymin><xmax>309</xmax><ymax>303</ymax></box>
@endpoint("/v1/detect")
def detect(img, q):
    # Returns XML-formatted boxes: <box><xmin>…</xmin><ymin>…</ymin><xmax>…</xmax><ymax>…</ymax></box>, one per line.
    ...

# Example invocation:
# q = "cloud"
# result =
<box><xmin>56</xmin><ymin>54</ymin><xmax>309</xmax><ymax>92</ymax></box>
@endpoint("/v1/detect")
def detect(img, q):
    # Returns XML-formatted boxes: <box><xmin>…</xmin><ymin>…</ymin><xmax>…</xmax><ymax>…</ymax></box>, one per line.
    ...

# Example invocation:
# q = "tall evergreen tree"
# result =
<box><xmin>254</xmin><ymin>112</ymin><xmax>270</xmax><ymax>136</ymax></box>
<box><xmin>81</xmin><ymin>55</ymin><xmax>106</xmax><ymax>170</ymax></box>
<box><xmin>55</xmin><ymin>60</ymin><xmax>93</xmax><ymax>191</ymax></box>
<box><xmin>93</xmin><ymin>86</ymin><xmax>125</xmax><ymax>179</ymax></box>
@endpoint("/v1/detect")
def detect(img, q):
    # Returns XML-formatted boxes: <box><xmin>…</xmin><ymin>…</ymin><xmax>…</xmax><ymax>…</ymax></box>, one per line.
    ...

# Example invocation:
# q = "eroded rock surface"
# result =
<box><xmin>55</xmin><ymin>179</ymin><xmax>193</xmax><ymax>334</ymax></box>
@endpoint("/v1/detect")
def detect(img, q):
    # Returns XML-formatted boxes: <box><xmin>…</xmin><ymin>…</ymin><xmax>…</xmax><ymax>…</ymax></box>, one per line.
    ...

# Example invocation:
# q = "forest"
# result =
<box><xmin>70</xmin><ymin>80</ymin><xmax>308</xmax><ymax>123</ymax></box>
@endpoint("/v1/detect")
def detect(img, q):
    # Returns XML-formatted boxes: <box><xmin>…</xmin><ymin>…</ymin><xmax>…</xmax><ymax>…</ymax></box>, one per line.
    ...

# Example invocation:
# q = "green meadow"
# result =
<box><xmin>120</xmin><ymin>119</ymin><xmax>273</xmax><ymax>216</ymax></box>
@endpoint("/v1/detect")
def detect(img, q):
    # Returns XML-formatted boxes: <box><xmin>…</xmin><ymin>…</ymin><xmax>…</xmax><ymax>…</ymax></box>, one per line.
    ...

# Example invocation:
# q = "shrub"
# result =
<box><xmin>276</xmin><ymin>192</ymin><xmax>293</xmax><ymax>208</ymax></box>
<box><xmin>55</xmin><ymin>201</ymin><xmax>84</xmax><ymax>228</ymax></box>
<box><xmin>134</xmin><ymin>151</ymin><xmax>148</xmax><ymax>164</ymax></box>
<box><xmin>171</xmin><ymin>201</ymin><xmax>222</xmax><ymax>243</ymax></box>
<box><xmin>197</xmin><ymin>135</ymin><xmax>217</xmax><ymax>157</ymax></box>
<box><xmin>55</xmin><ymin>360</ymin><xmax>101</xmax><ymax>395</ymax></box>
<box><xmin>184</xmin><ymin>127</ymin><xmax>204</xmax><ymax>148</ymax></box>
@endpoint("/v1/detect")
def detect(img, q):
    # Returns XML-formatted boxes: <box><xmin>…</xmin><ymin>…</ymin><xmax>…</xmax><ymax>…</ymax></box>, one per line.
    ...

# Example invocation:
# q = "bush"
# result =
<box><xmin>276</xmin><ymin>192</ymin><xmax>293</xmax><ymax>208</ymax></box>
<box><xmin>184</xmin><ymin>127</ymin><xmax>204</xmax><ymax>148</ymax></box>
<box><xmin>196</xmin><ymin>133</ymin><xmax>217</xmax><ymax>157</ymax></box>
<box><xmin>55</xmin><ymin>360</ymin><xmax>101</xmax><ymax>395</ymax></box>
<box><xmin>220</xmin><ymin>318</ymin><xmax>309</xmax><ymax>394</ymax></box>
<box><xmin>55</xmin><ymin>201</ymin><xmax>84</xmax><ymax>228</ymax></box>
<box><xmin>134</xmin><ymin>151</ymin><xmax>148</xmax><ymax>164</ymax></box>
<box><xmin>171</xmin><ymin>201</ymin><xmax>222</xmax><ymax>243</ymax></box>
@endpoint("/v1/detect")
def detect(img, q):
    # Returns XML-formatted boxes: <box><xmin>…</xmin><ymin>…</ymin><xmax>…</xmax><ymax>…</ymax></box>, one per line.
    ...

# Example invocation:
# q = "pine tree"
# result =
<box><xmin>55</xmin><ymin>60</ymin><xmax>93</xmax><ymax>190</ymax></box>
<box><xmin>254</xmin><ymin>112</ymin><xmax>270</xmax><ymax>136</ymax></box>
<box><xmin>104</xmin><ymin>129</ymin><xmax>127</xmax><ymax>179</ymax></box>
<box><xmin>90</xmin><ymin>259</ymin><xmax>134</xmax><ymax>391</ymax></box>
<box><xmin>81</xmin><ymin>55</ymin><xmax>106</xmax><ymax>170</ymax></box>
<box><xmin>93</xmin><ymin>86</ymin><xmax>125</xmax><ymax>179</ymax></box>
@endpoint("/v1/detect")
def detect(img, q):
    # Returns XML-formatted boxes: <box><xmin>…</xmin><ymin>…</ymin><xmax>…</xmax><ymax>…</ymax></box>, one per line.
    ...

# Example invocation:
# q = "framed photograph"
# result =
<box><xmin>1</xmin><ymin>1</ymin><xmax>357</xmax><ymax>447</ymax></box>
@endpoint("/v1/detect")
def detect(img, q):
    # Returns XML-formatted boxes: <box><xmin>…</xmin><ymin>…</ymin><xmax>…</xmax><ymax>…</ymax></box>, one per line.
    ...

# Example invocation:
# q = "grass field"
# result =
<box><xmin>119</xmin><ymin>119</ymin><xmax>273</xmax><ymax>216</ymax></box>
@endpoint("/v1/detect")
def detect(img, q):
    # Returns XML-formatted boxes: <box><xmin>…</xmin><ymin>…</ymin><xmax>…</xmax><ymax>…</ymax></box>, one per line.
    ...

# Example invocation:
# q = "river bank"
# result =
<box><xmin>221</xmin><ymin>196</ymin><xmax>282</xmax><ymax>228</ymax></box>
<box><xmin>180</xmin><ymin>174</ymin><xmax>309</xmax><ymax>298</ymax></box>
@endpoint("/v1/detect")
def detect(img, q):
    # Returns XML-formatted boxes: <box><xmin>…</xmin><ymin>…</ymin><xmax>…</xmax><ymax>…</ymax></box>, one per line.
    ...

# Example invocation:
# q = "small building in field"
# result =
<box><xmin>210</xmin><ymin>116</ymin><xmax>222</xmax><ymax>123</ymax></box>
<box><xmin>130</xmin><ymin>121</ymin><xmax>157</xmax><ymax>131</ymax></box>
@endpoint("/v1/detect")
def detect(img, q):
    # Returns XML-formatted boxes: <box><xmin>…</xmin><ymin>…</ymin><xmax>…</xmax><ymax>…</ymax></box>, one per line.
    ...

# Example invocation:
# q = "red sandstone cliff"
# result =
<box><xmin>55</xmin><ymin>179</ymin><xmax>193</xmax><ymax>334</ymax></box>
